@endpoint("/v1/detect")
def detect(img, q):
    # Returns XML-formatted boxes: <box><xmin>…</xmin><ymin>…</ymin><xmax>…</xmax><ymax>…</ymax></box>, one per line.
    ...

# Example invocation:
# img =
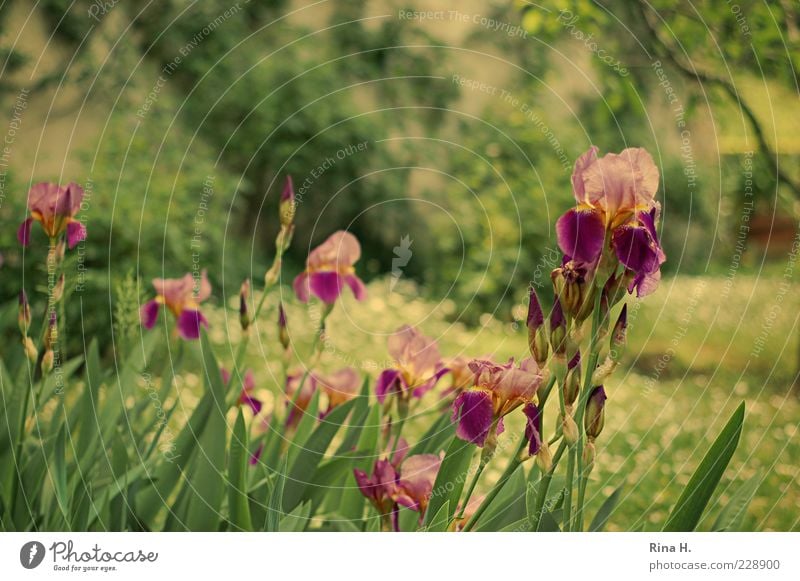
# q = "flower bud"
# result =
<box><xmin>562</xmin><ymin>413</ymin><xmax>578</xmax><ymax>446</ymax></box>
<box><xmin>53</xmin><ymin>273</ymin><xmax>65</xmax><ymax>303</ymax></box>
<box><xmin>527</xmin><ymin>289</ymin><xmax>549</xmax><ymax>365</ymax></box>
<box><xmin>41</xmin><ymin>349</ymin><xmax>54</xmax><ymax>374</ymax></box>
<box><xmin>583</xmin><ymin>440</ymin><xmax>596</xmax><ymax>473</ymax></box>
<box><xmin>18</xmin><ymin>291</ymin><xmax>31</xmax><ymax>335</ymax></box>
<box><xmin>22</xmin><ymin>336</ymin><xmax>38</xmax><ymax>363</ymax></box>
<box><xmin>584</xmin><ymin>386</ymin><xmax>607</xmax><ymax>440</ymax></box>
<box><xmin>552</xmin><ymin>260</ymin><xmax>588</xmax><ymax>319</ymax></box>
<box><xmin>239</xmin><ymin>279</ymin><xmax>250</xmax><ymax>332</ymax></box>
<box><xmin>55</xmin><ymin>239</ymin><xmax>66</xmax><ymax>263</ymax></box>
<box><xmin>278</xmin><ymin>303</ymin><xmax>290</xmax><ymax>349</ymax></box>
<box><xmin>609</xmin><ymin>304</ymin><xmax>627</xmax><ymax>363</ymax></box>
<box><xmin>536</xmin><ymin>441</ymin><xmax>553</xmax><ymax>473</ymax></box>
<box><xmin>564</xmin><ymin>351</ymin><xmax>581</xmax><ymax>407</ymax></box>
<box><xmin>43</xmin><ymin>310</ymin><xmax>58</xmax><ymax>350</ymax></box>
<box><xmin>279</xmin><ymin>175</ymin><xmax>296</xmax><ymax>227</ymax></box>
<box><xmin>591</xmin><ymin>357</ymin><xmax>617</xmax><ymax>385</ymax></box>
<box><xmin>264</xmin><ymin>258</ymin><xmax>281</xmax><ymax>287</ymax></box>
<box><xmin>549</xmin><ymin>297</ymin><xmax>567</xmax><ymax>355</ymax></box>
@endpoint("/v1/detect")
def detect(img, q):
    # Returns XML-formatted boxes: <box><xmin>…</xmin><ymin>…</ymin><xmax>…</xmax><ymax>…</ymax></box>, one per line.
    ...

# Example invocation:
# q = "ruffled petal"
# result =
<box><xmin>556</xmin><ymin>207</ymin><xmax>605</xmax><ymax>264</ymax></box>
<box><xmin>176</xmin><ymin>308</ymin><xmax>208</xmax><ymax>340</ymax></box>
<box><xmin>140</xmin><ymin>300</ymin><xmax>160</xmax><ymax>330</ymax></box>
<box><xmin>17</xmin><ymin>218</ymin><xmax>33</xmax><ymax>246</ymax></box>
<box><xmin>571</xmin><ymin>146</ymin><xmax>599</xmax><ymax>203</ymax></box>
<box><xmin>345</xmin><ymin>273</ymin><xmax>367</xmax><ymax>301</ymax></box>
<box><xmin>66</xmin><ymin>220</ymin><xmax>86</xmax><ymax>249</ymax></box>
<box><xmin>293</xmin><ymin>272</ymin><xmax>310</xmax><ymax>303</ymax></box>
<box><xmin>451</xmin><ymin>390</ymin><xmax>494</xmax><ymax>447</ymax></box>
<box><xmin>309</xmin><ymin>271</ymin><xmax>344</xmax><ymax>304</ymax></box>
<box><xmin>375</xmin><ymin>368</ymin><xmax>402</xmax><ymax>403</ymax></box>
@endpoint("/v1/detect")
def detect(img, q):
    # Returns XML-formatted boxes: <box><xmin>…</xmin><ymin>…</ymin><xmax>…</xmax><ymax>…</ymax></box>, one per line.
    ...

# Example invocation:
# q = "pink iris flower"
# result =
<box><xmin>140</xmin><ymin>270</ymin><xmax>211</xmax><ymax>340</ymax></box>
<box><xmin>293</xmin><ymin>230</ymin><xmax>366</xmax><ymax>304</ymax></box>
<box><xmin>18</xmin><ymin>182</ymin><xmax>87</xmax><ymax>248</ymax></box>
<box><xmin>451</xmin><ymin>358</ymin><xmax>543</xmax><ymax>447</ymax></box>
<box><xmin>556</xmin><ymin>147</ymin><xmax>666</xmax><ymax>297</ymax></box>
<box><xmin>316</xmin><ymin>367</ymin><xmax>361</xmax><ymax>417</ymax></box>
<box><xmin>354</xmin><ymin>453</ymin><xmax>441</xmax><ymax>529</ymax></box>
<box><xmin>375</xmin><ymin>325</ymin><xmax>448</xmax><ymax>403</ymax></box>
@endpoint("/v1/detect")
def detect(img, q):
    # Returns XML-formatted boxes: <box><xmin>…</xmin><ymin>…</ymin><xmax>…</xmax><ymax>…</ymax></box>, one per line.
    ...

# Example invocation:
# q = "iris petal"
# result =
<box><xmin>452</xmin><ymin>390</ymin><xmax>494</xmax><ymax>447</ymax></box>
<box><xmin>556</xmin><ymin>207</ymin><xmax>605</xmax><ymax>264</ymax></box>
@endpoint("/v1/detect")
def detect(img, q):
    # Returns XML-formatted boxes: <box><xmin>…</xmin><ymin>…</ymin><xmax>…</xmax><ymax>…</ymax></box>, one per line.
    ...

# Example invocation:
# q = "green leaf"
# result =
<box><xmin>228</xmin><ymin>409</ymin><xmax>253</xmax><ymax>531</ymax></box>
<box><xmin>712</xmin><ymin>471</ymin><xmax>762</xmax><ymax>531</ymax></box>
<box><xmin>334</xmin><ymin>377</ymin><xmax>371</xmax><ymax>454</ymax></box>
<box><xmin>663</xmin><ymin>402</ymin><xmax>745</xmax><ymax>532</ymax></box>
<box><xmin>267</xmin><ymin>458</ymin><xmax>288</xmax><ymax>531</ymax></box>
<box><xmin>338</xmin><ymin>403</ymin><xmax>381</xmax><ymax>520</ymax></box>
<box><xmin>279</xmin><ymin>501</ymin><xmax>311</xmax><ymax>532</ymax></box>
<box><xmin>409</xmin><ymin>413</ymin><xmax>454</xmax><ymax>456</ymax></box>
<box><xmin>537</xmin><ymin>509</ymin><xmax>562</xmax><ymax>532</ymax></box>
<box><xmin>474</xmin><ymin>465</ymin><xmax>528</xmax><ymax>531</ymax></box>
<box><xmin>423</xmin><ymin>500</ymin><xmax>451</xmax><ymax>532</ymax></box>
<box><xmin>282</xmin><ymin>398</ymin><xmax>356</xmax><ymax>511</ymax></box>
<box><xmin>182</xmin><ymin>332</ymin><xmax>229</xmax><ymax>531</ymax></box>
<box><xmin>53</xmin><ymin>422</ymin><xmax>69</xmax><ymax>518</ymax></box>
<box><xmin>422</xmin><ymin>435</ymin><xmax>474</xmax><ymax>527</ymax></box>
<box><xmin>286</xmin><ymin>388</ymin><xmax>321</xmax><ymax>465</ymax></box>
<box><xmin>589</xmin><ymin>484</ymin><xmax>624</xmax><ymax>532</ymax></box>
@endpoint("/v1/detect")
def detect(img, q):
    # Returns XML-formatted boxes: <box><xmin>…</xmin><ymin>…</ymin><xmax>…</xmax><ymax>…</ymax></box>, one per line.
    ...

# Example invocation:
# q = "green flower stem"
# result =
<box><xmin>529</xmin><ymin>440</ymin><xmax>567</xmax><ymax>531</ymax></box>
<box><xmin>574</xmin><ymin>286</ymin><xmax>605</xmax><ymax>531</ymax></box>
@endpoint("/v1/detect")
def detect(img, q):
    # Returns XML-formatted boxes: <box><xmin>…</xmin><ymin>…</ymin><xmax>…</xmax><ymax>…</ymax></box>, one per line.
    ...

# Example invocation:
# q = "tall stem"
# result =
<box><xmin>574</xmin><ymin>287</ymin><xmax>604</xmax><ymax>531</ymax></box>
<box><xmin>529</xmin><ymin>440</ymin><xmax>567</xmax><ymax>531</ymax></box>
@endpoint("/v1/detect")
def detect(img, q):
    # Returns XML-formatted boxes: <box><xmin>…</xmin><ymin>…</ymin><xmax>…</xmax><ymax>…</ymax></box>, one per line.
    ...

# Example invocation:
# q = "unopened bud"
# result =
<box><xmin>591</xmin><ymin>357</ymin><xmax>617</xmax><ymax>385</ymax></box>
<box><xmin>584</xmin><ymin>386</ymin><xmax>607</xmax><ymax>440</ymax></box>
<box><xmin>41</xmin><ymin>349</ymin><xmax>54</xmax><ymax>374</ymax></box>
<box><xmin>264</xmin><ymin>258</ymin><xmax>281</xmax><ymax>287</ymax></box>
<box><xmin>239</xmin><ymin>279</ymin><xmax>250</xmax><ymax>332</ymax></box>
<box><xmin>44</xmin><ymin>310</ymin><xmax>58</xmax><ymax>350</ymax></box>
<box><xmin>53</xmin><ymin>273</ymin><xmax>65</xmax><ymax>302</ymax></box>
<box><xmin>553</xmin><ymin>260</ymin><xmax>589</xmax><ymax>320</ymax></box>
<box><xmin>609</xmin><ymin>304</ymin><xmax>627</xmax><ymax>363</ymax></box>
<box><xmin>278</xmin><ymin>303</ymin><xmax>289</xmax><ymax>349</ymax></box>
<box><xmin>18</xmin><ymin>291</ymin><xmax>31</xmax><ymax>335</ymax></box>
<box><xmin>23</xmin><ymin>336</ymin><xmax>38</xmax><ymax>362</ymax></box>
<box><xmin>55</xmin><ymin>239</ymin><xmax>66</xmax><ymax>263</ymax></box>
<box><xmin>583</xmin><ymin>440</ymin><xmax>596</xmax><ymax>473</ymax></box>
<box><xmin>527</xmin><ymin>290</ymin><xmax>548</xmax><ymax>364</ymax></box>
<box><xmin>279</xmin><ymin>175</ymin><xmax>296</xmax><ymax>227</ymax></box>
<box><xmin>564</xmin><ymin>352</ymin><xmax>581</xmax><ymax>407</ymax></box>
<box><xmin>536</xmin><ymin>441</ymin><xmax>553</xmax><ymax>473</ymax></box>
<box><xmin>549</xmin><ymin>297</ymin><xmax>567</xmax><ymax>355</ymax></box>
<box><xmin>562</xmin><ymin>413</ymin><xmax>578</xmax><ymax>446</ymax></box>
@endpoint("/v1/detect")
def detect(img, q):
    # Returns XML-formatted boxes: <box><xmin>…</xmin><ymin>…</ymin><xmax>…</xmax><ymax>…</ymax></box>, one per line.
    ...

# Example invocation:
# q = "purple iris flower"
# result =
<box><xmin>451</xmin><ymin>358</ymin><xmax>542</xmax><ymax>447</ymax></box>
<box><xmin>375</xmin><ymin>325</ymin><xmax>448</xmax><ymax>403</ymax></box>
<box><xmin>140</xmin><ymin>270</ymin><xmax>211</xmax><ymax>340</ymax></box>
<box><xmin>18</xmin><ymin>182</ymin><xmax>86</xmax><ymax>248</ymax></box>
<box><xmin>293</xmin><ymin>230</ymin><xmax>366</xmax><ymax>304</ymax></box>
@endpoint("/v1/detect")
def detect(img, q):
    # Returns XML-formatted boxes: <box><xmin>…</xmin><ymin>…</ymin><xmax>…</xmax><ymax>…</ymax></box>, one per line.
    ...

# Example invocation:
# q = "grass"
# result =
<box><xmin>190</xmin><ymin>272</ymin><xmax>799</xmax><ymax>531</ymax></box>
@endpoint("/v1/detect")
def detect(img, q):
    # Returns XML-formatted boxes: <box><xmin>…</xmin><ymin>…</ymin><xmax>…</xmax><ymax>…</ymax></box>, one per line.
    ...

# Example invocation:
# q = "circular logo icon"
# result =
<box><xmin>20</xmin><ymin>541</ymin><xmax>46</xmax><ymax>569</ymax></box>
